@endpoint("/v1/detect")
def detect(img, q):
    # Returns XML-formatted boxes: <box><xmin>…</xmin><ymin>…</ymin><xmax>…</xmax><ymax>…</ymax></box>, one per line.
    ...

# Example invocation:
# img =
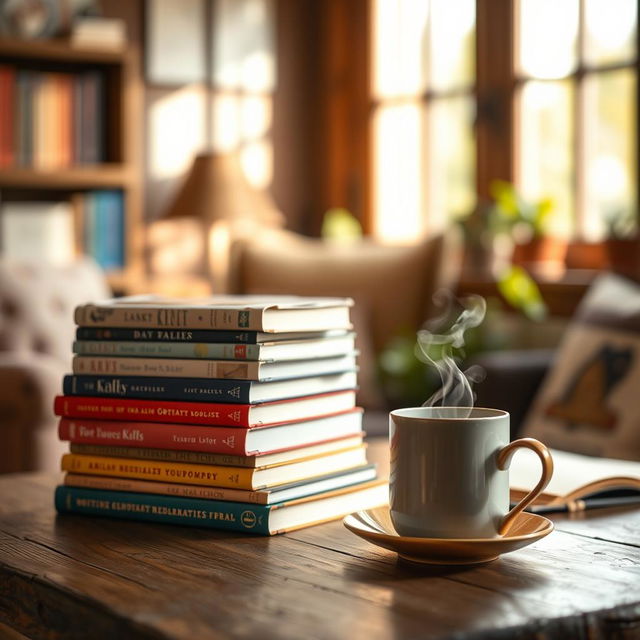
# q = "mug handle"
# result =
<box><xmin>496</xmin><ymin>438</ymin><xmax>554</xmax><ymax>536</ymax></box>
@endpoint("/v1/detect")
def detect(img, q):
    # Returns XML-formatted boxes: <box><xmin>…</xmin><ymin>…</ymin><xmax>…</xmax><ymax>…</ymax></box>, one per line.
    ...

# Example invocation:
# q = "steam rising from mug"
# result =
<box><xmin>417</xmin><ymin>291</ymin><xmax>486</xmax><ymax>411</ymax></box>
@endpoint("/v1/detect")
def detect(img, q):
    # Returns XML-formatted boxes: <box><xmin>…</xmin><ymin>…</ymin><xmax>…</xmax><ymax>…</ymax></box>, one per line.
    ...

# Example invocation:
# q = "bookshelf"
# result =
<box><xmin>0</xmin><ymin>37</ymin><xmax>143</xmax><ymax>293</ymax></box>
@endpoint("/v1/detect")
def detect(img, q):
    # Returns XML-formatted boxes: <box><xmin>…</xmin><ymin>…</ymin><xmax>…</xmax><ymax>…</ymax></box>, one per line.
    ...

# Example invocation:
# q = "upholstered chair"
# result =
<box><xmin>0</xmin><ymin>258</ymin><xmax>110</xmax><ymax>473</ymax></box>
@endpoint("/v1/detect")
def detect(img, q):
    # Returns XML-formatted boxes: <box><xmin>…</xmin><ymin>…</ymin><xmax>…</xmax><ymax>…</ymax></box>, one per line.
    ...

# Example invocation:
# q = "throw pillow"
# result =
<box><xmin>522</xmin><ymin>273</ymin><xmax>640</xmax><ymax>460</ymax></box>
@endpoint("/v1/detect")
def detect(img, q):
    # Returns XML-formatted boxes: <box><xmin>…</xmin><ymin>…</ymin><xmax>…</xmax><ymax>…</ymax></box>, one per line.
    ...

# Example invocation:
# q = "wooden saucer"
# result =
<box><xmin>343</xmin><ymin>505</ymin><xmax>554</xmax><ymax>565</ymax></box>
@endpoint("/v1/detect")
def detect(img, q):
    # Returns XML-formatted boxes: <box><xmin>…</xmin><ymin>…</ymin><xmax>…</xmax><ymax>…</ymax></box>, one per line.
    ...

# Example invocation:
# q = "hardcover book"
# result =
<box><xmin>63</xmin><ymin>463</ymin><xmax>378</xmax><ymax>505</ymax></box>
<box><xmin>54</xmin><ymin>390</ymin><xmax>357</xmax><ymax>427</ymax></box>
<box><xmin>71</xmin><ymin>352</ymin><xmax>358</xmax><ymax>381</ymax></box>
<box><xmin>54</xmin><ymin>479</ymin><xmax>388</xmax><ymax>535</ymax></box>
<box><xmin>75</xmin><ymin>327</ymin><xmax>348</xmax><ymax>344</ymax></box>
<box><xmin>62</xmin><ymin>370</ymin><xmax>358</xmax><ymax>403</ymax></box>
<box><xmin>72</xmin><ymin>332</ymin><xmax>356</xmax><ymax>361</ymax></box>
<box><xmin>68</xmin><ymin>433</ymin><xmax>365</xmax><ymax>467</ymax></box>
<box><xmin>73</xmin><ymin>294</ymin><xmax>353</xmax><ymax>332</ymax></box>
<box><xmin>57</xmin><ymin>409</ymin><xmax>364</xmax><ymax>455</ymax></box>
<box><xmin>60</xmin><ymin>444</ymin><xmax>369</xmax><ymax>490</ymax></box>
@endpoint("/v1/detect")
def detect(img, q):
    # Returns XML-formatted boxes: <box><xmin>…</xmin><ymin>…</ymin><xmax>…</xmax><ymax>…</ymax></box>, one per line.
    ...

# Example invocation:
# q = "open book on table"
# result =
<box><xmin>509</xmin><ymin>448</ymin><xmax>640</xmax><ymax>513</ymax></box>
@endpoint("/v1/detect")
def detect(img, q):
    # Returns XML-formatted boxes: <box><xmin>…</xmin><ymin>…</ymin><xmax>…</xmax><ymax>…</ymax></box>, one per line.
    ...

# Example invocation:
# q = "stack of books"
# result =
<box><xmin>54</xmin><ymin>295</ymin><xmax>387</xmax><ymax>535</ymax></box>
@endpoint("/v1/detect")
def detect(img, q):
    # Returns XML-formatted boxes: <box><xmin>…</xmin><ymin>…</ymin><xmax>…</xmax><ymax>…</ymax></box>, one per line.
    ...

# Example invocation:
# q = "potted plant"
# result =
<box><xmin>488</xmin><ymin>180</ymin><xmax>567</xmax><ymax>278</ymax></box>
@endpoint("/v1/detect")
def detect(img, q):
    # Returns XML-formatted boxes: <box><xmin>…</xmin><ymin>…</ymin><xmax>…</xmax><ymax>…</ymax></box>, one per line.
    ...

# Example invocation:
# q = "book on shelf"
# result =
<box><xmin>68</xmin><ymin>433</ymin><xmax>365</xmax><ymax>467</ymax></box>
<box><xmin>75</xmin><ymin>327</ymin><xmax>348</xmax><ymax>344</ymax></box>
<box><xmin>60</xmin><ymin>444</ymin><xmax>369</xmax><ymax>490</ymax></box>
<box><xmin>510</xmin><ymin>448</ymin><xmax>640</xmax><ymax>512</ymax></box>
<box><xmin>62</xmin><ymin>370</ymin><xmax>358</xmax><ymax>403</ymax></box>
<box><xmin>54</xmin><ymin>390</ymin><xmax>357</xmax><ymax>427</ymax></box>
<box><xmin>80</xmin><ymin>190</ymin><xmax>125</xmax><ymax>271</ymax></box>
<box><xmin>0</xmin><ymin>65</ymin><xmax>14</xmax><ymax>167</ymax></box>
<box><xmin>57</xmin><ymin>409</ymin><xmax>364</xmax><ymax>456</ymax></box>
<box><xmin>72</xmin><ymin>332</ymin><xmax>356</xmax><ymax>361</ymax></box>
<box><xmin>71</xmin><ymin>352</ymin><xmax>358</xmax><ymax>381</ymax></box>
<box><xmin>0</xmin><ymin>201</ymin><xmax>75</xmax><ymax>264</ymax></box>
<box><xmin>73</xmin><ymin>294</ymin><xmax>354</xmax><ymax>332</ymax></box>
<box><xmin>62</xmin><ymin>463</ymin><xmax>378</xmax><ymax>505</ymax></box>
<box><xmin>2</xmin><ymin>66</ymin><xmax>105</xmax><ymax>168</ymax></box>
<box><xmin>71</xmin><ymin>17</ymin><xmax>127</xmax><ymax>49</ymax></box>
<box><xmin>54</xmin><ymin>478</ymin><xmax>388</xmax><ymax>535</ymax></box>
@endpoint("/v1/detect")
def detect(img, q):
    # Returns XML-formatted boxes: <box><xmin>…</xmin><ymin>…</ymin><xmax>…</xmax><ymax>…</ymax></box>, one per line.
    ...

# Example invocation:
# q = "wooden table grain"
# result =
<box><xmin>1</xmin><ymin>440</ymin><xmax>639</xmax><ymax>640</ymax></box>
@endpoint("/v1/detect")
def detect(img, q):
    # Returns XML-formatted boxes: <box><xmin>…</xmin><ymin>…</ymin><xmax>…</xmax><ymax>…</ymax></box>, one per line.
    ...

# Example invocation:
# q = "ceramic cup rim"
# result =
<box><xmin>390</xmin><ymin>407</ymin><xmax>508</xmax><ymax>423</ymax></box>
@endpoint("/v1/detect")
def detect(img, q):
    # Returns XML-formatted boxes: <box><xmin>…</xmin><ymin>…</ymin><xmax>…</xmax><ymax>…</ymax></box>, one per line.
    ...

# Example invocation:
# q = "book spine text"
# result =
<box><xmin>58</xmin><ymin>418</ymin><xmax>250</xmax><ymax>454</ymax></box>
<box><xmin>54</xmin><ymin>395</ymin><xmax>253</xmax><ymax>427</ymax></box>
<box><xmin>55</xmin><ymin>486</ymin><xmax>272</xmax><ymax>533</ymax></box>
<box><xmin>72</xmin><ymin>356</ymin><xmax>261</xmax><ymax>380</ymax></box>
<box><xmin>60</xmin><ymin>454</ymin><xmax>258</xmax><ymax>489</ymax></box>
<box><xmin>63</xmin><ymin>375</ymin><xmax>253</xmax><ymax>403</ymax></box>
<box><xmin>74</xmin><ymin>305</ymin><xmax>265</xmax><ymax>330</ymax></box>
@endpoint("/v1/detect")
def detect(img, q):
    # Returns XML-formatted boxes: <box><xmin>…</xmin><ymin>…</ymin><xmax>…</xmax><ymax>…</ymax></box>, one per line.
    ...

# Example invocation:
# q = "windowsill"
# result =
<box><xmin>458</xmin><ymin>268</ymin><xmax>599</xmax><ymax>317</ymax></box>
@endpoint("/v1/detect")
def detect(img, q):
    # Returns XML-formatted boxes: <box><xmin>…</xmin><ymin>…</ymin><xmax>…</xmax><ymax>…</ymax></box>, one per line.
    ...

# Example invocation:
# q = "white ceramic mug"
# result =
<box><xmin>389</xmin><ymin>407</ymin><xmax>553</xmax><ymax>539</ymax></box>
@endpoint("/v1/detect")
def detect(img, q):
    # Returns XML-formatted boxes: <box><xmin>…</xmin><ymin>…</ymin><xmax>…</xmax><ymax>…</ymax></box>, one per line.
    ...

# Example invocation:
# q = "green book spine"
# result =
<box><xmin>55</xmin><ymin>485</ymin><xmax>273</xmax><ymax>534</ymax></box>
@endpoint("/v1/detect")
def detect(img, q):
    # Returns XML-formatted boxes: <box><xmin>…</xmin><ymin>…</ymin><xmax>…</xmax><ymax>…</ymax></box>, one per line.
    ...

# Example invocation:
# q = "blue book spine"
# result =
<box><xmin>55</xmin><ymin>486</ymin><xmax>273</xmax><ymax>535</ymax></box>
<box><xmin>75</xmin><ymin>327</ymin><xmax>263</xmax><ymax>343</ymax></box>
<box><xmin>63</xmin><ymin>375</ymin><xmax>253</xmax><ymax>403</ymax></box>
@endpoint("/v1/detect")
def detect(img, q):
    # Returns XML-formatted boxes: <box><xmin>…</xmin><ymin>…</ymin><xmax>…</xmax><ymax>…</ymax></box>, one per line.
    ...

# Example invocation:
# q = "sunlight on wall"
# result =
<box><xmin>146</xmin><ymin>0</ymin><xmax>276</xmax><ymax>219</ymax></box>
<box><xmin>146</xmin><ymin>86</ymin><xmax>206</xmax><ymax>218</ymax></box>
<box><xmin>149</xmin><ymin>87</ymin><xmax>206</xmax><ymax>180</ymax></box>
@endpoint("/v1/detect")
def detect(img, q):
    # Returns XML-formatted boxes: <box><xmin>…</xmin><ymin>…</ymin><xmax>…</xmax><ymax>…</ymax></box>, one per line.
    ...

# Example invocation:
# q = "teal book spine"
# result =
<box><xmin>72</xmin><ymin>340</ymin><xmax>261</xmax><ymax>360</ymax></box>
<box><xmin>55</xmin><ymin>486</ymin><xmax>273</xmax><ymax>535</ymax></box>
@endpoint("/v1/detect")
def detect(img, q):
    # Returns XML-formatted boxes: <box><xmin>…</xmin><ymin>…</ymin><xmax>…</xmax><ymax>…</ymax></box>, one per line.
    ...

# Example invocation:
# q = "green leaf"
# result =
<box><xmin>496</xmin><ymin>265</ymin><xmax>547</xmax><ymax>321</ymax></box>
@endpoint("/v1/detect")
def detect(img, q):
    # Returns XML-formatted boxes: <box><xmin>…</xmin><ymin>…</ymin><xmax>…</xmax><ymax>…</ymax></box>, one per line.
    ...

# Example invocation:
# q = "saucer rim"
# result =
<box><xmin>343</xmin><ymin>505</ymin><xmax>554</xmax><ymax>544</ymax></box>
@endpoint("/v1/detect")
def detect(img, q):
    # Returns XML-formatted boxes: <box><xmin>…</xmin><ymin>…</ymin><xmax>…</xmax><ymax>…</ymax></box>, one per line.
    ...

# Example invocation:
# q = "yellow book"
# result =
<box><xmin>60</xmin><ymin>445</ymin><xmax>368</xmax><ymax>490</ymax></box>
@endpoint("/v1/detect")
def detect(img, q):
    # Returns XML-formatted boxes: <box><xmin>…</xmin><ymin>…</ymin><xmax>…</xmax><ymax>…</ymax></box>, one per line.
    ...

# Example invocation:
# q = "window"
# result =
<box><xmin>371</xmin><ymin>0</ymin><xmax>476</xmax><ymax>241</ymax></box>
<box><xmin>517</xmin><ymin>0</ymin><xmax>637</xmax><ymax>240</ymax></box>
<box><xmin>368</xmin><ymin>0</ymin><xmax>638</xmax><ymax>246</ymax></box>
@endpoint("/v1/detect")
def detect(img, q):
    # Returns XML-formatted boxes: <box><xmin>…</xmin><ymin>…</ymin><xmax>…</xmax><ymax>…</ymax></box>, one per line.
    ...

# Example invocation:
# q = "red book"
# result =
<box><xmin>53</xmin><ymin>390</ymin><xmax>357</xmax><ymax>427</ymax></box>
<box><xmin>0</xmin><ymin>66</ymin><xmax>15</xmax><ymax>167</ymax></box>
<box><xmin>57</xmin><ymin>409</ymin><xmax>364</xmax><ymax>455</ymax></box>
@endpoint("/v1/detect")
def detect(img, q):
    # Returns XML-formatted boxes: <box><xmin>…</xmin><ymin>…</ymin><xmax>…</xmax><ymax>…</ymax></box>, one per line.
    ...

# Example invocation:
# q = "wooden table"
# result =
<box><xmin>1</xmin><ymin>440</ymin><xmax>639</xmax><ymax>640</ymax></box>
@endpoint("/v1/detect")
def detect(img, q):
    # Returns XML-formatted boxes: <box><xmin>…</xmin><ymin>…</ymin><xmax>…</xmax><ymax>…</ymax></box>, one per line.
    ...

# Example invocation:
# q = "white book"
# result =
<box><xmin>510</xmin><ymin>447</ymin><xmax>640</xmax><ymax>509</ymax></box>
<box><xmin>1</xmin><ymin>202</ymin><xmax>75</xmax><ymax>264</ymax></box>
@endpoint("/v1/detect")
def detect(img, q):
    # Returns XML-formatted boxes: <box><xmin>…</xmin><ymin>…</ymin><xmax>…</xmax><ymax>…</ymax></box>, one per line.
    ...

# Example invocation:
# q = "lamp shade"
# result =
<box><xmin>162</xmin><ymin>152</ymin><xmax>284</xmax><ymax>227</ymax></box>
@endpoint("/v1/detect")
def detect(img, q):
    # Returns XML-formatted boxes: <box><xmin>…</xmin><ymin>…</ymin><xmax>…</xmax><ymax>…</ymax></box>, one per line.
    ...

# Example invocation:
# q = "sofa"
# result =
<box><xmin>229</xmin><ymin>228</ymin><xmax>462</xmax><ymax>434</ymax></box>
<box><xmin>0</xmin><ymin>258</ymin><xmax>111</xmax><ymax>473</ymax></box>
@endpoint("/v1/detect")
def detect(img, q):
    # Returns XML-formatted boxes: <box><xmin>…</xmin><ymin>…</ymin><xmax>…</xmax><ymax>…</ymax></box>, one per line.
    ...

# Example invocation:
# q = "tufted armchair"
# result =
<box><xmin>0</xmin><ymin>258</ymin><xmax>110</xmax><ymax>474</ymax></box>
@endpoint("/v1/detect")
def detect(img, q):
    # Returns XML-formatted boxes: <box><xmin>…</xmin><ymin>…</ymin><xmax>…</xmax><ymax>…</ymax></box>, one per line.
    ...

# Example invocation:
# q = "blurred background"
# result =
<box><xmin>0</xmin><ymin>0</ymin><xmax>638</xmax><ymax>470</ymax></box>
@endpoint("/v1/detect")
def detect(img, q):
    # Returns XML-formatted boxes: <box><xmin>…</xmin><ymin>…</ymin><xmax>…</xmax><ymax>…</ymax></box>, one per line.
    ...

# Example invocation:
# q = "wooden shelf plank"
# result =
<box><xmin>0</xmin><ymin>165</ymin><xmax>132</xmax><ymax>189</ymax></box>
<box><xmin>0</xmin><ymin>38</ymin><xmax>129</xmax><ymax>64</ymax></box>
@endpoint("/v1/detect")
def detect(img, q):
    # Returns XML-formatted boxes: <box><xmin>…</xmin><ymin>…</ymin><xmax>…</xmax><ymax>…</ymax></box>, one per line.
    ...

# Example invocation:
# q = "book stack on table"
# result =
<box><xmin>54</xmin><ymin>295</ymin><xmax>387</xmax><ymax>535</ymax></box>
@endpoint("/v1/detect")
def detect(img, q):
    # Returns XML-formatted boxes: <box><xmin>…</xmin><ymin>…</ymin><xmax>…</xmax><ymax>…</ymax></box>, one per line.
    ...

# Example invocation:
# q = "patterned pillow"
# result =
<box><xmin>522</xmin><ymin>273</ymin><xmax>640</xmax><ymax>461</ymax></box>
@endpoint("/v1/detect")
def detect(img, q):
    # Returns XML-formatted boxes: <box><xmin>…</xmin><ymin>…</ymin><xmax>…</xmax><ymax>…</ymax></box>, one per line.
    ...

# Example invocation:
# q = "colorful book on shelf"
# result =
<box><xmin>62</xmin><ymin>370</ymin><xmax>358</xmax><ymax>403</ymax></box>
<box><xmin>54</xmin><ymin>479</ymin><xmax>388</xmax><ymax>535</ymax></box>
<box><xmin>75</xmin><ymin>327</ymin><xmax>348</xmax><ymax>344</ymax></box>
<box><xmin>510</xmin><ymin>448</ymin><xmax>640</xmax><ymax>512</ymax></box>
<box><xmin>16</xmin><ymin>70</ymin><xmax>34</xmax><ymax>166</ymax></box>
<box><xmin>71</xmin><ymin>352</ymin><xmax>358</xmax><ymax>381</ymax></box>
<box><xmin>73</xmin><ymin>295</ymin><xmax>354</xmax><ymax>332</ymax></box>
<box><xmin>57</xmin><ymin>409</ymin><xmax>364</xmax><ymax>455</ymax></box>
<box><xmin>68</xmin><ymin>433</ymin><xmax>365</xmax><ymax>467</ymax></box>
<box><xmin>72</xmin><ymin>332</ymin><xmax>356</xmax><ymax>361</ymax></box>
<box><xmin>84</xmin><ymin>190</ymin><xmax>125</xmax><ymax>270</ymax></box>
<box><xmin>54</xmin><ymin>390</ymin><xmax>357</xmax><ymax>427</ymax></box>
<box><xmin>63</xmin><ymin>463</ymin><xmax>378</xmax><ymax>505</ymax></box>
<box><xmin>0</xmin><ymin>65</ymin><xmax>15</xmax><ymax>167</ymax></box>
<box><xmin>60</xmin><ymin>444</ymin><xmax>369</xmax><ymax>490</ymax></box>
